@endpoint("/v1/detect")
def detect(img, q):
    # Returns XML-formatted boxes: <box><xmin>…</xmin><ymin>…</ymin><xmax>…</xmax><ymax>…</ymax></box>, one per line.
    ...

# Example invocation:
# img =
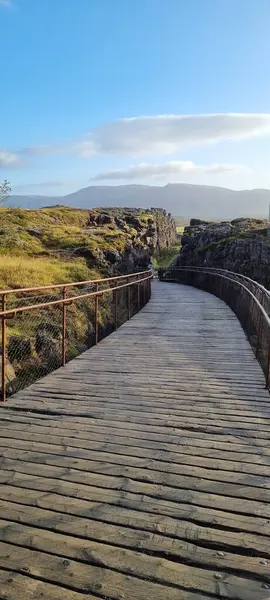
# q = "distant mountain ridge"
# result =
<box><xmin>9</xmin><ymin>183</ymin><xmax>270</xmax><ymax>220</ymax></box>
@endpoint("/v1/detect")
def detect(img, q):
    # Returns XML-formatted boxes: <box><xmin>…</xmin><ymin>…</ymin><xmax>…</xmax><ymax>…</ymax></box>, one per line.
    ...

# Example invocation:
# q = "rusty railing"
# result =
<box><xmin>0</xmin><ymin>270</ymin><xmax>152</xmax><ymax>402</ymax></box>
<box><xmin>159</xmin><ymin>265</ymin><xmax>270</xmax><ymax>389</ymax></box>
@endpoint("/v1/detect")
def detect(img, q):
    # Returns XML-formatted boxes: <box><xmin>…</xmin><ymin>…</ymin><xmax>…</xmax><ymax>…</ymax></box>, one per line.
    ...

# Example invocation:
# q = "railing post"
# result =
<box><xmin>61</xmin><ymin>287</ymin><xmax>67</xmax><ymax>367</ymax></box>
<box><xmin>137</xmin><ymin>277</ymin><xmax>140</xmax><ymax>312</ymax></box>
<box><xmin>265</xmin><ymin>342</ymin><xmax>270</xmax><ymax>389</ymax></box>
<box><xmin>95</xmin><ymin>283</ymin><xmax>99</xmax><ymax>345</ymax></box>
<box><xmin>114</xmin><ymin>281</ymin><xmax>118</xmax><ymax>330</ymax></box>
<box><xmin>256</xmin><ymin>314</ymin><xmax>262</xmax><ymax>359</ymax></box>
<box><xmin>1</xmin><ymin>294</ymin><xmax>6</xmax><ymax>402</ymax></box>
<box><xmin>127</xmin><ymin>285</ymin><xmax>131</xmax><ymax>320</ymax></box>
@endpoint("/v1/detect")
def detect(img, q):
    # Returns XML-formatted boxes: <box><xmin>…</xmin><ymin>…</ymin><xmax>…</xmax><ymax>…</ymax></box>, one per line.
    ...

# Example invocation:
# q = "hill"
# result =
<box><xmin>8</xmin><ymin>183</ymin><xmax>270</xmax><ymax>220</ymax></box>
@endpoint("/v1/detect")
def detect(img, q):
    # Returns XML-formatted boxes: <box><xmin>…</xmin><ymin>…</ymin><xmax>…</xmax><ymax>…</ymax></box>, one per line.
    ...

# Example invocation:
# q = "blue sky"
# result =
<box><xmin>1</xmin><ymin>0</ymin><xmax>270</xmax><ymax>195</ymax></box>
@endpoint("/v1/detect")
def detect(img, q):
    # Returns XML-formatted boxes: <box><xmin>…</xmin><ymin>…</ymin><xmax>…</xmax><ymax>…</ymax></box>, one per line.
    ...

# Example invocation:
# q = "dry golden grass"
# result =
<box><xmin>0</xmin><ymin>255</ymin><xmax>98</xmax><ymax>290</ymax></box>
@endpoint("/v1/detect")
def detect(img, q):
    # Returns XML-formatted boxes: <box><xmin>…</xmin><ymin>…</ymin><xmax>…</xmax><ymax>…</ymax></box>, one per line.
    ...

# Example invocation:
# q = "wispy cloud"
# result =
<box><xmin>0</xmin><ymin>0</ymin><xmax>12</xmax><ymax>6</ymax></box>
<box><xmin>12</xmin><ymin>179</ymin><xmax>81</xmax><ymax>193</ymax></box>
<box><xmin>2</xmin><ymin>113</ymin><xmax>270</xmax><ymax>167</ymax></box>
<box><xmin>90</xmin><ymin>160</ymin><xmax>248</xmax><ymax>182</ymax></box>
<box><xmin>0</xmin><ymin>151</ymin><xmax>24</xmax><ymax>168</ymax></box>
<box><xmin>86</xmin><ymin>114</ymin><xmax>270</xmax><ymax>157</ymax></box>
<box><xmin>13</xmin><ymin>181</ymin><xmax>67</xmax><ymax>191</ymax></box>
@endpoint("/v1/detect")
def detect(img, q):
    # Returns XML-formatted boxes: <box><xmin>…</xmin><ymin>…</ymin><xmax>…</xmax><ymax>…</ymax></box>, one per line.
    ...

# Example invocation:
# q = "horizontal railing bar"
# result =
<box><xmin>163</xmin><ymin>266</ymin><xmax>270</xmax><ymax>326</ymax></box>
<box><xmin>162</xmin><ymin>265</ymin><xmax>270</xmax><ymax>388</ymax></box>
<box><xmin>0</xmin><ymin>269</ymin><xmax>151</xmax><ymax>297</ymax></box>
<box><xmin>0</xmin><ymin>273</ymin><xmax>152</xmax><ymax>318</ymax></box>
<box><xmin>163</xmin><ymin>266</ymin><xmax>270</xmax><ymax>296</ymax></box>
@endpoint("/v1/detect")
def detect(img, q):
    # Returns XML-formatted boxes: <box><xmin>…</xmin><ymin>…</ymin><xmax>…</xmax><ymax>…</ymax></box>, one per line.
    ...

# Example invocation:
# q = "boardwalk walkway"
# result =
<box><xmin>0</xmin><ymin>281</ymin><xmax>270</xmax><ymax>599</ymax></box>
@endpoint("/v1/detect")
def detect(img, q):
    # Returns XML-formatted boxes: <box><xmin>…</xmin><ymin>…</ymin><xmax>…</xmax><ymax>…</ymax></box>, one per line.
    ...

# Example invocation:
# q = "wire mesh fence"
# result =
<box><xmin>0</xmin><ymin>271</ymin><xmax>152</xmax><ymax>401</ymax></box>
<box><xmin>159</xmin><ymin>266</ymin><xmax>270</xmax><ymax>389</ymax></box>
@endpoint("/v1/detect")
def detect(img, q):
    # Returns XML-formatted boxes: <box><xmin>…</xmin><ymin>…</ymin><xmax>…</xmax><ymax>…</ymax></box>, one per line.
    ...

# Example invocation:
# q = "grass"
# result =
<box><xmin>176</xmin><ymin>226</ymin><xmax>184</xmax><ymax>234</ymax></box>
<box><xmin>0</xmin><ymin>256</ymin><xmax>99</xmax><ymax>290</ymax></box>
<box><xmin>153</xmin><ymin>244</ymin><xmax>179</xmax><ymax>268</ymax></box>
<box><xmin>0</xmin><ymin>205</ymin><xmax>157</xmax><ymax>261</ymax></box>
<box><xmin>0</xmin><ymin>204</ymin><xmax>178</xmax><ymax>288</ymax></box>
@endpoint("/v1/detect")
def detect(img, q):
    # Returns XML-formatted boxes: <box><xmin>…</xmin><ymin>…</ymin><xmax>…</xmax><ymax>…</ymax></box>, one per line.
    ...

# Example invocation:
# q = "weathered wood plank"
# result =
<box><xmin>1</xmin><ymin>430</ymin><xmax>270</xmax><ymax>475</ymax></box>
<box><xmin>1</xmin><ymin>483</ymin><xmax>269</xmax><ymax>536</ymax></box>
<box><xmin>0</xmin><ymin>522</ymin><xmax>268</xmax><ymax>599</ymax></box>
<box><xmin>0</xmin><ymin>539</ymin><xmax>228</xmax><ymax>600</ymax></box>
<box><xmin>0</xmin><ymin>281</ymin><xmax>270</xmax><ymax>599</ymax></box>
<box><xmin>1</xmin><ymin>501</ymin><xmax>270</xmax><ymax>569</ymax></box>
<box><xmin>0</xmin><ymin>570</ymin><xmax>97</xmax><ymax>600</ymax></box>
<box><xmin>1</xmin><ymin>441</ymin><xmax>270</xmax><ymax>492</ymax></box>
<box><xmin>1</xmin><ymin>465</ymin><xmax>270</xmax><ymax>518</ymax></box>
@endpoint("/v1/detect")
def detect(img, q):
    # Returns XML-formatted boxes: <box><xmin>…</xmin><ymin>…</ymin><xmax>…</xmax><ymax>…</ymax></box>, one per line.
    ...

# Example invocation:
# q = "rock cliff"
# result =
<box><xmin>86</xmin><ymin>207</ymin><xmax>177</xmax><ymax>274</ymax></box>
<box><xmin>178</xmin><ymin>218</ymin><xmax>270</xmax><ymax>287</ymax></box>
<box><xmin>0</xmin><ymin>205</ymin><xmax>177</xmax><ymax>288</ymax></box>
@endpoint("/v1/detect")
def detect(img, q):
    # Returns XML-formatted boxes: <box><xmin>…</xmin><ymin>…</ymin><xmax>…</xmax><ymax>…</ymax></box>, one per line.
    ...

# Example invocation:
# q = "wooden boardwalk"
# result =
<box><xmin>0</xmin><ymin>281</ymin><xmax>270</xmax><ymax>600</ymax></box>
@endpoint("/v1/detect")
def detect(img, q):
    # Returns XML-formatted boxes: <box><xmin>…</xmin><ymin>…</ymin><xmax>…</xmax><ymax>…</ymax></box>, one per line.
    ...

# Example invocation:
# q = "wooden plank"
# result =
<box><xmin>0</xmin><ymin>540</ymin><xmax>228</xmax><ymax>600</ymax></box>
<box><xmin>0</xmin><ymin>521</ymin><xmax>269</xmax><ymax>598</ymax></box>
<box><xmin>1</xmin><ymin>439</ymin><xmax>270</xmax><ymax>489</ymax></box>
<box><xmin>1</xmin><ymin>500</ymin><xmax>270</xmax><ymax>569</ymax></box>
<box><xmin>9</xmin><ymin>394</ymin><xmax>270</xmax><ymax>423</ymax></box>
<box><xmin>1</xmin><ymin>483</ymin><xmax>270</xmax><ymax>536</ymax></box>
<box><xmin>1</xmin><ymin>424</ymin><xmax>270</xmax><ymax>466</ymax></box>
<box><xmin>7</xmin><ymin>403</ymin><xmax>270</xmax><ymax>436</ymax></box>
<box><xmin>1</xmin><ymin>429</ymin><xmax>270</xmax><ymax>475</ymax></box>
<box><xmin>1</xmin><ymin>465</ymin><xmax>270</xmax><ymax>518</ymax></box>
<box><xmin>0</xmin><ymin>570</ymin><xmax>97</xmax><ymax>600</ymax></box>
<box><xmin>0</xmin><ymin>281</ymin><xmax>270</xmax><ymax>599</ymax></box>
<box><xmin>2</xmin><ymin>482</ymin><xmax>270</xmax><ymax>539</ymax></box>
<box><xmin>3</xmin><ymin>442</ymin><xmax>270</xmax><ymax>506</ymax></box>
<box><xmin>4</xmin><ymin>412</ymin><xmax>270</xmax><ymax>449</ymax></box>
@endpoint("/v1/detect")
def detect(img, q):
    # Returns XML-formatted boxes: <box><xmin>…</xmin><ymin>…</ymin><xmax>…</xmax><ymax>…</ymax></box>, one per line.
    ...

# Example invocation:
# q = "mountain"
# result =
<box><xmin>8</xmin><ymin>183</ymin><xmax>270</xmax><ymax>220</ymax></box>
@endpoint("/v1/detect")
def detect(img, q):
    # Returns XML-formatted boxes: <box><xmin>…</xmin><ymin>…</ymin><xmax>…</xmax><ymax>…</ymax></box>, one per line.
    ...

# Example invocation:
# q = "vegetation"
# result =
<box><xmin>176</xmin><ymin>226</ymin><xmax>184</xmax><ymax>234</ymax></box>
<box><xmin>0</xmin><ymin>180</ymin><xmax>11</xmax><ymax>205</ymax></box>
<box><xmin>153</xmin><ymin>244</ymin><xmax>179</xmax><ymax>268</ymax></box>
<box><xmin>0</xmin><ymin>256</ymin><xmax>97</xmax><ymax>290</ymax></box>
<box><xmin>175</xmin><ymin>217</ymin><xmax>190</xmax><ymax>228</ymax></box>
<box><xmin>0</xmin><ymin>205</ymin><xmax>177</xmax><ymax>288</ymax></box>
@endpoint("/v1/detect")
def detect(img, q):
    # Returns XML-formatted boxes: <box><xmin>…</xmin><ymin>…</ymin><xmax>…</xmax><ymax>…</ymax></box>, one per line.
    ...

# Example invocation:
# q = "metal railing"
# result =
<box><xmin>0</xmin><ymin>270</ymin><xmax>152</xmax><ymax>402</ymax></box>
<box><xmin>159</xmin><ymin>265</ymin><xmax>270</xmax><ymax>389</ymax></box>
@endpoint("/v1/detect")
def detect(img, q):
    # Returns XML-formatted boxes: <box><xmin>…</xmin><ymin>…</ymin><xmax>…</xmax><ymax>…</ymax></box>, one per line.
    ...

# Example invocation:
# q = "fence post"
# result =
<box><xmin>127</xmin><ymin>285</ymin><xmax>131</xmax><ymax>320</ymax></box>
<box><xmin>1</xmin><ymin>294</ymin><xmax>6</xmax><ymax>402</ymax></box>
<box><xmin>61</xmin><ymin>287</ymin><xmax>67</xmax><ymax>367</ymax></box>
<box><xmin>114</xmin><ymin>282</ymin><xmax>118</xmax><ymax>330</ymax></box>
<box><xmin>95</xmin><ymin>283</ymin><xmax>99</xmax><ymax>345</ymax></box>
<box><xmin>266</xmin><ymin>342</ymin><xmax>270</xmax><ymax>389</ymax></box>
<box><xmin>256</xmin><ymin>314</ymin><xmax>262</xmax><ymax>359</ymax></box>
<box><xmin>137</xmin><ymin>277</ymin><xmax>140</xmax><ymax>312</ymax></box>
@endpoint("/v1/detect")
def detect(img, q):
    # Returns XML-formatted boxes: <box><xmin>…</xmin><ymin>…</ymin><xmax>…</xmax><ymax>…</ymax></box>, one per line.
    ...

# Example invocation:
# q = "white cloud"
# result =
<box><xmin>86</xmin><ymin>113</ymin><xmax>270</xmax><ymax>156</ymax></box>
<box><xmin>90</xmin><ymin>160</ymin><xmax>247</xmax><ymax>181</ymax></box>
<box><xmin>0</xmin><ymin>151</ymin><xmax>23</xmax><ymax>168</ymax></box>
<box><xmin>3</xmin><ymin>114</ymin><xmax>270</xmax><ymax>167</ymax></box>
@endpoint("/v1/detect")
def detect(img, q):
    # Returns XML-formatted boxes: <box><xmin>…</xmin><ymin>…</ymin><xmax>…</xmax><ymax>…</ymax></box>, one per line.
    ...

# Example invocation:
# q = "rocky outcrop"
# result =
<box><xmin>178</xmin><ymin>218</ymin><xmax>270</xmax><ymax>287</ymax></box>
<box><xmin>85</xmin><ymin>207</ymin><xmax>177</xmax><ymax>274</ymax></box>
<box><xmin>0</xmin><ymin>206</ymin><xmax>177</xmax><ymax>282</ymax></box>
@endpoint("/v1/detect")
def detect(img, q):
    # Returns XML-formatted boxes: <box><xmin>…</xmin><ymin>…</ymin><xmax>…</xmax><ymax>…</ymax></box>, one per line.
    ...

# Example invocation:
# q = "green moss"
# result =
<box><xmin>199</xmin><ymin>232</ymin><xmax>254</xmax><ymax>253</ymax></box>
